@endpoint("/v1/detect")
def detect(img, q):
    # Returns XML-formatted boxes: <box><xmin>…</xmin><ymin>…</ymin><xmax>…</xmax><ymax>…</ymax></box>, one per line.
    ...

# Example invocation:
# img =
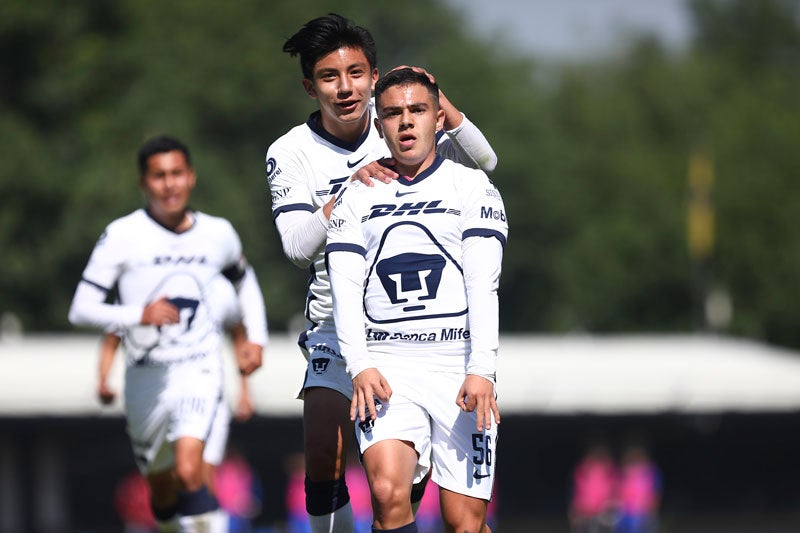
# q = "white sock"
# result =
<box><xmin>208</xmin><ymin>509</ymin><xmax>229</xmax><ymax>533</ymax></box>
<box><xmin>308</xmin><ymin>501</ymin><xmax>354</xmax><ymax>533</ymax></box>
<box><xmin>155</xmin><ymin>516</ymin><xmax>179</xmax><ymax>533</ymax></box>
<box><xmin>178</xmin><ymin>509</ymin><xmax>228</xmax><ymax>533</ymax></box>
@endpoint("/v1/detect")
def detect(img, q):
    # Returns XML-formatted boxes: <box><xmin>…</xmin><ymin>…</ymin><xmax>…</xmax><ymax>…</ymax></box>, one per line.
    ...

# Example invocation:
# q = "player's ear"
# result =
<box><xmin>370</xmin><ymin>68</ymin><xmax>379</xmax><ymax>91</ymax></box>
<box><xmin>436</xmin><ymin>108</ymin><xmax>445</xmax><ymax>132</ymax></box>
<box><xmin>302</xmin><ymin>78</ymin><xmax>317</xmax><ymax>99</ymax></box>
<box><xmin>374</xmin><ymin>117</ymin><xmax>383</xmax><ymax>139</ymax></box>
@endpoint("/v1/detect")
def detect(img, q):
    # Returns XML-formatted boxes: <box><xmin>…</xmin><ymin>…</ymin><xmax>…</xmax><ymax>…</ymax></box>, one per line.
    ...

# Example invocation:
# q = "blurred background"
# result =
<box><xmin>2</xmin><ymin>0</ymin><xmax>800</xmax><ymax>531</ymax></box>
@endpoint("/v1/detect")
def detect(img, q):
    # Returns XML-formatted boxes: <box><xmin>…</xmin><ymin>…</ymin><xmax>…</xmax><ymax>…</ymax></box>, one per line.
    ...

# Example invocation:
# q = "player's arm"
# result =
<box><xmin>327</xmin><ymin>248</ymin><xmax>391</xmax><ymax>423</ymax></box>
<box><xmin>267</xmin><ymin>144</ymin><xmax>331</xmax><ymax>268</ymax></box>
<box><xmin>224</xmin><ymin>258</ymin><xmax>267</xmax><ymax>377</ymax></box>
<box><xmin>234</xmin><ymin>375</ymin><xmax>255</xmax><ymax>422</ymax></box>
<box><xmin>69</xmin><ymin>227</ymin><xmax>174</xmax><ymax>330</ymax></box>
<box><xmin>229</xmin><ymin>323</ymin><xmax>256</xmax><ymax>421</ymax></box>
<box><xmin>273</xmin><ymin>208</ymin><xmax>329</xmax><ymax>268</ymax></box>
<box><xmin>71</xmin><ymin>281</ymin><xmax>180</xmax><ymax>329</ymax></box>
<box><xmin>391</xmin><ymin>65</ymin><xmax>498</xmax><ymax>173</ymax></box>
<box><xmin>458</xmin><ymin>235</ymin><xmax>504</xmax><ymax>431</ymax></box>
<box><xmin>97</xmin><ymin>332</ymin><xmax>121</xmax><ymax>405</ymax></box>
<box><xmin>326</xmin><ymin>192</ymin><xmax>391</xmax><ymax>421</ymax></box>
<box><xmin>457</xmin><ymin>174</ymin><xmax>508</xmax><ymax>430</ymax></box>
<box><xmin>234</xmin><ymin>265</ymin><xmax>269</xmax><ymax>376</ymax></box>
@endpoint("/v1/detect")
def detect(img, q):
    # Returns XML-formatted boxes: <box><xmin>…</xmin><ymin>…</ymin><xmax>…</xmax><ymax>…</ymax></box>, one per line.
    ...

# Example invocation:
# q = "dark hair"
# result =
<box><xmin>283</xmin><ymin>13</ymin><xmax>377</xmax><ymax>80</ymax></box>
<box><xmin>374</xmin><ymin>67</ymin><xmax>439</xmax><ymax>109</ymax></box>
<box><xmin>137</xmin><ymin>135</ymin><xmax>191</xmax><ymax>176</ymax></box>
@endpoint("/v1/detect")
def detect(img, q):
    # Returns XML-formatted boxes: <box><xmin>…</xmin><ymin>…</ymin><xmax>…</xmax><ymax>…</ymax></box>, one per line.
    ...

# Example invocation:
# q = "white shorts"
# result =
<box><xmin>296</xmin><ymin>321</ymin><xmax>353</xmax><ymax>400</ymax></box>
<box><xmin>125</xmin><ymin>358</ymin><xmax>229</xmax><ymax>474</ymax></box>
<box><xmin>355</xmin><ymin>366</ymin><xmax>498</xmax><ymax>501</ymax></box>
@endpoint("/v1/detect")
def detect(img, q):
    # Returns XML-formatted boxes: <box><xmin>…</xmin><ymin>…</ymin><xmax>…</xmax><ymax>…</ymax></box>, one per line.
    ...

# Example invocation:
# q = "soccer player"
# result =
<box><xmin>69</xmin><ymin>135</ymin><xmax>268</xmax><ymax>532</ymax></box>
<box><xmin>265</xmin><ymin>13</ymin><xmax>498</xmax><ymax>533</ymax></box>
<box><xmin>326</xmin><ymin>68</ymin><xmax>507</xmax><ymax>533</ymax></box>
<box><xmin>96</xmin><ymin>276</ymin><xmax>257</xmax><ymax>420</ymax></box>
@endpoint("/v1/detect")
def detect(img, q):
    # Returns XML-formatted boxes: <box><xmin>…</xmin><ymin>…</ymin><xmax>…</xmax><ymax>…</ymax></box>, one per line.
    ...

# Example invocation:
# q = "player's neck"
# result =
<box><xmin>394</xmin><ymin>151</ymin><xmax>436</xmax><ymax>180</ymax></box>
<box><xmin>319</xmin><ymin>113</ymin><xmax>369</xmax><ymax>145</ymax></box>
<box><xmin>148</xmin><ymin>207</ymin><xmax>194</xmax><ymax>233</ymax></box>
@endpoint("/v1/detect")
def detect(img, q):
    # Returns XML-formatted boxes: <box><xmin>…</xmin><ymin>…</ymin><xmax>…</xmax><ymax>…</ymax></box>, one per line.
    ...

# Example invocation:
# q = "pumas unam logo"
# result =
<box><xmin>377</xmin><ymin>252</ymin><xmax>445</xmax><ymax>313</ymax></box>
<box><xmin>311</xmin><ymin>357</ymin><xmax>330</xmax><ymax>374</ymax></box>
<box><xmin>358</xmin><ymin>397</ymin><xmax>383</xmax><ymax>434</ymax></box>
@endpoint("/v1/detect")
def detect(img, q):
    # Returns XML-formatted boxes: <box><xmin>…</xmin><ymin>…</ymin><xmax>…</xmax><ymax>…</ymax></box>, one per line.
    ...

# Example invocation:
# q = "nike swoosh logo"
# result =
<box><xmin>395</xmin><ymin>190</ymin><xmax>417</xmax><ymax>197</ymax></box>
<box><xmin>347</xmin><ymin>154</ymin><xmax>368</xmax><ymax>168</ymax></box>
<box><xmin>473</xmin><ymin>471</ymin><xmax>491</xmax><ymax>479</ymax></box>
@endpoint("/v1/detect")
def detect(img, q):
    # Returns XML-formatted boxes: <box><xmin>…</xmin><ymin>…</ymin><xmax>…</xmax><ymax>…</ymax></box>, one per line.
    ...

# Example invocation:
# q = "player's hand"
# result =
<box><xmin>350</xmin><ymin>368</ymin><xmax>392</xmax><ymax>423</ymax></box>
<box><xmin>97</xmin><ymin>381</ymin><xmax>116</xmax><ymax>405</ymax></box>
<box><xmin>236</xmin><ymin>342</ymin><xmax>263</xmax><ymax>376</ymax></box>
<box><xmin>456</xmin><ymin>375</ymin><xmax>500</xmax><ymax>431</ymax></box>
<box><xmin>140</xmin><ymin>297</ymin><xmax>179</xmax><ymax>326</ymax></box>
<box><xmin>350</xmin><ymin>158</ymin><xmax>398</xmax><ymax>186</ymax></box>
<box><xmin>390</xmin><ymin>65</ymin><xmax>460</xmax><ymax>130</ymax></box>
<box><xmin>390</xmin><ymin>64</ymin><xmax>436</xmax><ymax>84</ymax></box>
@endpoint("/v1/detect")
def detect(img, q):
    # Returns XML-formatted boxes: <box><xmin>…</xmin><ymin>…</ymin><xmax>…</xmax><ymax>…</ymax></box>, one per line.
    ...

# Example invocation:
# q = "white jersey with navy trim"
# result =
<box><xmin>326</xmin><ymin>156</ymin><xmax>508</xmax><ymax>375</ymax></box>
<box><xmin>266</xmin><ymin>100</ymin><xmax>490</xmax><ymax>327</ymax></box>
<box><xmin>266</xmin><ymin>104</ymin><xmax>390</xmax><ymax>326</ymax></box>
<box><xmin>72</xmin><ymin>208</ymin><xmax>247</xmax><ymax>366</ymax></box>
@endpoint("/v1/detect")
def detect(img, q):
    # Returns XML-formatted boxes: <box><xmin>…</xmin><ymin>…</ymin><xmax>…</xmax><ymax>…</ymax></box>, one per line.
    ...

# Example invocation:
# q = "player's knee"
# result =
<box><xmin>442</xmin><ymin>507</ymin><xmax>487</xmax><ymax>533</ymax></box>
<box><xmin>370</xmin><ymin>475</ymin><xmax>411</xmax><ymax>511</ymax></box>
<box><xmin>173</xmin><ymin>460</ymin><xmax>204</xmax><ymax>491</ymax></box>
<box><xmin>445</xmin><ymin>518</ymin><xmax>486</xmax><ymax>533</ymax></box>
<box><xmin>305</xmin><ymin>474</ymin><xmax>350</xmax><ymax>516</ymax></box>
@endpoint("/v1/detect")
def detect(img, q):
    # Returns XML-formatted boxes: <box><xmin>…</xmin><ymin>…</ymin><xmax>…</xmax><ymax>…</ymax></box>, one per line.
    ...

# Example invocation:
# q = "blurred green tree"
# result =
<box><xmin>1</xmin><ymin>0</ymin><xmax>799</xmax><ymax>350</ymax></box>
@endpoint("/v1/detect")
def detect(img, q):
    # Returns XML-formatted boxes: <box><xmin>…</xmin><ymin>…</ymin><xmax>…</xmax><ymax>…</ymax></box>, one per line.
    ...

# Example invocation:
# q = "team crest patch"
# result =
<box><xmin>311</xmin><ymin>357</ymin><xmax>330</xmax><ymax>374</ymax></box>
<box><xmin>358</xmin><ymin>418</ymin><xmax>374</xmax><ymax>433</ymax></box>
<box><xmin>358</xmin><ymin>397</ymin><xmax>384</xmax><ymax>434</ymax></box>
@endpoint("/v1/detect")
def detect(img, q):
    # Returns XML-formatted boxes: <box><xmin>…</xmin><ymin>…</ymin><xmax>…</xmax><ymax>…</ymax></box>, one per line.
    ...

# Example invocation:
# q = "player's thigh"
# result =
<box><xmin>355</xmin><ymin>373</ymin><xmax>432</xmax><ymax>486</ymax></box>
<box><xmin>303</xmin><ymin>386</ymin><xmax>353</xmax><ymax>479</ymax></box>
<box><xmin>361</xmin><ymin>439</ymin><xmax>418</xmax><ymax>502</ymax></box>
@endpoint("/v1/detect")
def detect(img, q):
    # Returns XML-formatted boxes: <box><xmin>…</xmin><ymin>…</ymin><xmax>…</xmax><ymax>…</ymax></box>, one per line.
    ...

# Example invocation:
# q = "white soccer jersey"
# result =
<box><xmin>266</xmin><ymin>106</ymin><xmax>390</xmax><ymax>325</ymax></box>
<box><xmin>326</xmin><ymin>156</ymin><xmax>508</xmax><ymax>376</ymax></box>
<box><xmin>71</xmin><ymin>208</ymin><xmax>252</xmax><ymax>366</ymax></box>
<box><xmin>266</xmin><ymin>102</ymin><xmax>495</xmax><ymax>327</ymax></box>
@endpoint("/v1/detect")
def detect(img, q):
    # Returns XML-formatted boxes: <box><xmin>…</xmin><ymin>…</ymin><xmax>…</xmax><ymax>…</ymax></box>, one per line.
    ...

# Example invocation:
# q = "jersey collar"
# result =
<box><xmin>306</xmin><ymin>110</ymin><xmax>372</xmax><ymax>152</ymax></box>
<box><xmin>144</xmin><ymin>207</ymin><xmax>196</xmax><ymax>234</ymax></box>
<box><xmin>395</xmin><ymin>155</ymin><xmax>445</xmax><ymax>186</ymax></box>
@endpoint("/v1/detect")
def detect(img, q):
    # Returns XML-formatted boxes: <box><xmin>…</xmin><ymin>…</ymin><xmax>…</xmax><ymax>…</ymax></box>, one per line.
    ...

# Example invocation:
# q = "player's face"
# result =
<box><xmin>375</xmin><ymin>83</ymin><xmax>445</xmax><ymax>177</ymax></box>
<box><xmin>302</xmin><ymin>46</ymin><xmax>378</xmax><ymax>142</ymax></box>
<box><xmin>140</xmin><ymin>150</ymin><xmax>196</xmax><ymax>228</ymax></box>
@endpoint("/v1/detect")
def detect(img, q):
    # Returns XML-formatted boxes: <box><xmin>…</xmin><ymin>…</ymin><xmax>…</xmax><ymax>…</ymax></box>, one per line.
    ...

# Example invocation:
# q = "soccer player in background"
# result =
<box><xmin>69</xmin><ymin>135</ymin><xmax>268</xmax><ymax>532</ymax></box>
<box><xmin>265</xmin><ymin>13</ymin><xmax>498</xmax><ymax>533</ymax></box>
<box><xmin>326</xmin><ymin>68</ymin><xmax>507</xmax><ymax>533</ymax></box>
